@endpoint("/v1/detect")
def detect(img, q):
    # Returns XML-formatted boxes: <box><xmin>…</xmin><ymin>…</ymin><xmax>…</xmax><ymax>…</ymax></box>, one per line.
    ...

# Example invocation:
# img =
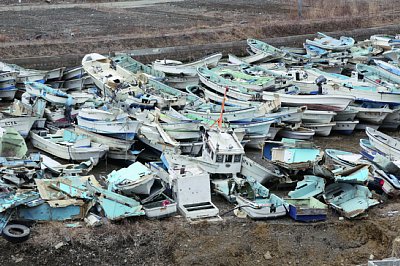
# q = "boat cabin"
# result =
<box><xmin>201</xmin><ymin>129</ymin><xmax>245</xmax><ymax>175</ymax></box>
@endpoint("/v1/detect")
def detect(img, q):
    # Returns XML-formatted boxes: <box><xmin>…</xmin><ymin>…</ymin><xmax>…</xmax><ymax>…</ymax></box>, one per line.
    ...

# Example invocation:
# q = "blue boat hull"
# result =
<box><xmin>288</xmin><ymin>205</ymin><xmax>327</xmax><ymax>222</ymax></box>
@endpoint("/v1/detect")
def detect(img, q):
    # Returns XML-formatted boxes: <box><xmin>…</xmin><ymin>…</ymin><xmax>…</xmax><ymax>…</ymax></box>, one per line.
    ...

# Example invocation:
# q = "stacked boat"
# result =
<box><xmin>76</xmin><ymin>107</ymin><xmax>142</xmax><ymax>161</ymax></box>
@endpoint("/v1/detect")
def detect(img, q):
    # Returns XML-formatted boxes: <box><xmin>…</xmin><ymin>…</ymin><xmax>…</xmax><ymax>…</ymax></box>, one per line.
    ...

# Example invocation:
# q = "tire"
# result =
<box><xmin>2</xmin><ymin>224</ymin><xmax>30</xmax><ymax>243</ymax></box>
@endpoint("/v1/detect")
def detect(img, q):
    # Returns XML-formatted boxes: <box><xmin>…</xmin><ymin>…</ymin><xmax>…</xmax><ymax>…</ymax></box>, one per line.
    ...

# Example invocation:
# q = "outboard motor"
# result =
<box><xmin>315</xmin><ymin>75</ymin><xmax>327</xmax><ymax>94</ymax></box>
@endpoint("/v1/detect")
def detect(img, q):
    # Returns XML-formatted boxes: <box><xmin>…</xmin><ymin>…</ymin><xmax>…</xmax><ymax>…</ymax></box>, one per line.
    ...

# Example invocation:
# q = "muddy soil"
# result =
<box><xmin>1</xmin><ymin>0</ymin><xmax>400</xmax><ymax>59</ymax></box>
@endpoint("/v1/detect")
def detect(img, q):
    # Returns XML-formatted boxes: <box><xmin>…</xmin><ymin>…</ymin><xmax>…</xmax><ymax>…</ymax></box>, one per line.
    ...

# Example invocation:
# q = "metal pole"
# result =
<box><xmin>298</xmin><ymin>0</ymin><xmax>303</xmax><ymax>19</ymax></box>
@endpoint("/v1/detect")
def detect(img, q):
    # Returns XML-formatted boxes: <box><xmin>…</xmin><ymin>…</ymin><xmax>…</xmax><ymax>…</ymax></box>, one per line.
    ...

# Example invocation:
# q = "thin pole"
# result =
<box><xmin>298</xmin><ymin>0</ymin><xmax>303</xmax><ymax>19</ymax></box>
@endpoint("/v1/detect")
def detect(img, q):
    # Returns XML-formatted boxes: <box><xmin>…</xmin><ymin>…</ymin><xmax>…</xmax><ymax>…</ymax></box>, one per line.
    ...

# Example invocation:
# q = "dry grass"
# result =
<box><xmin>289</xmin><ymin>0</ymin><xmax>400</xmax><ymax>20</ymax></box>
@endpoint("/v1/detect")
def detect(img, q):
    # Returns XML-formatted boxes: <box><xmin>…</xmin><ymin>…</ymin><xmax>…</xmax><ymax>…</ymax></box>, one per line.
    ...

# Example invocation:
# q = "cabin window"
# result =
<box><xmin>211</xmin><ymin>151</ymin><xmax>214</xmax><ymax>160</ymax></box>
<box><xmin>234</xmin><ymin>154</ymin><xmax>242</xmax><ymax>162</ymax></box>
<box><xmin>295</xmin><ymin>72</ymin><xmax>300</xmax><ymax>81</ymax></box>
<box><xmin>226</xmin><ymin>155</ymin><xmax>233</xmax><ymax>163</ymax></box>
<box><xmin>216</xmin><ymin>154</ymin><xmax>224</xmax><ymax>163</ymax></box>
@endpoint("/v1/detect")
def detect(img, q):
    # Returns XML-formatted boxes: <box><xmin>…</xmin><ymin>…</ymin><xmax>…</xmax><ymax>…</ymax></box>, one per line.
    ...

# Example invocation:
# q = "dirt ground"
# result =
<box><xmin>1</xmin><ymin>0</ymin><xmax>400</xmax><ymax>59</ymax></box>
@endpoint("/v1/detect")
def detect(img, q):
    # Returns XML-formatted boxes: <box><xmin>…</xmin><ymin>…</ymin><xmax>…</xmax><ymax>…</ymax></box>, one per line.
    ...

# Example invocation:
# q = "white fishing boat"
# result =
<box><xmin>228</xmin><ymin>52</ymin><xmax>270</xmax><ymax>65</ymax></box>
<box><xmin>61</xmin><ymin>77</ymin><xmax>88</xmax><ymax>90</ymax></box>
<box><xmin>246</xmin><ymin>39</ymin><xmax>286</xmax><ymax>60</ymax></box>
<box><xmin>302</xmin><ymin>110</ymin><xmax>336</xmax><ymax>123</ymax></box>
<box><xmin>302</xmin><ymin>122</ymin><xmax>336</xmax><ymax>137</ymax></box>
<box><xmin>374</xmin><ymin>60</ymin><xmax>400</xmax><ymax>84</ymax></box>
<box><xmin>334</xmin><ymin>107</ymin><xmax>359</xmax><ymax>121</ymax></box>
<box><xmin>45</xmin><ymin>67</ymin><xmax>65</xmax><ymax>80</ymax></box>
<box><xmin>263</xmin><ymin>92</ymin><xmax>355</xmax><ymax>111</ymax></box>
<box><xmin>163</xmin><ymin>128</ymin><xmax>245</xmax><ymax>175</ymax></box>
<box><xmin>302</xmin><ymin>68</ymin><xmax>400</xmax><ymax>105</ymax></box>
<box><xmin>306</xmin><ymin>32</ymin><xmax>355</xmax><ymax>51</ymax></box>
<box><xmin>74</xmin><ymin>126</ymin><xmax>134</xmax><ymax>151</ymax></box>
<box><xmin>264</xmin><ymin>107</ymin><xmax>305</xmax><ymax>124</ymax></box>
<box><xmin>241</xmin><ymin>156</ymin><xmax>285</xmax><ymax>184</ymax></box>
<box><xmin>0</xmin><ymin>71</ymin><xmax>17</xmax><ymax>83</ymax></box>
<box><xmin>184</xmin><ymin>105</ymin><xmax>260</xmax><ymax>122</ymax></box>
<box><xmin>267</xmin><ymin>126</ymin><xmax>281</xmax><ymax>140</ymax></box>
<box><xmin>332</xmin><ymin>120</ymin><xmax>359</xmax><ymax>135</ymax></box>
<box><xmin>203</xmin><ymin>86</ymin><xmax>281</xmax><ymax>111</ymax></box>
<box><xmin>242</xmin><ymin>134</ymin><xmax>269</xmax><ymax>149</ymax></box>
<box><xmin>82</xmin><ymin>53</ymin><xmax>141</xmax><ymax>98</ymax></box>
<box><xmin>44</xmin><ymin>107</ymin><xmax>79</xmax><ymax>123</ymax></box>
<box><xmin>25</xmin><ymin>82</ymin><xmax>91</xmax><ymax>105</ymax></box>
<box><xmin>370</xmin><ymin>34</ymin><xmax>399</xmax><ymax>50</ymax></box>
<box><xmin>63</xmin><ymin>66</ymin><xmax>85</xmax><ymax>80</ymax></box>
<box><xmin>236</xmin><ymin>193</ymin><xmax>288</xmax><ymax>219</ymax></box>
<box><xmin>78</xmin><ymin>108</ymin><xmax>127</xmax><ymax>122</ymax></box>
<box><xmin>77</xmin><ymin>116</ymin><xmax>141</xmax><ymax>141</ymax></box>
<box><xmin>0</xmin><ymin>87</ymin><xmax>18</xmax><ymax>100</ymax></box>
<box><xmin>352</xmin><ymin>105</ymin><xmax>393</xmax><ymax>125</ymax></box>
<box><xmin>30</xmin><ymin>130</ymin><xmax>108</xmax><ymax>164</ymax></box>
<box><xmin>160</xmin><ymin>121</ymin><xmax>201</xmax><ymax>140</ymax></box>
<box><xmin>278</xmin><ymin>126</ymin><xmax>315</xmax><ymax>140</ymax></box>
<box><xmin>107</xmin><ymin>149</ymin><xmax>141</xmax><ymax>162</ymax></box>
<box><xmin>1</xmin><ymin>62</ymin><xmax>47</xmax><ymax>84</ymax></box>
<box><xmin>197</xmin><ymin>67</ymin><xmax>259</xmax><ymax>101</ymax></box>
<box><xmin>366</xmin><ymin>127</ymin><xmax>400</xmax><ymax>160</ymax></box>
<box><xmin>0</xmin><ymin>115</ymin><xmax>36</xmax><ymax>138</ymax></box>
<box><xmin>381</xmin><ymin>108</ymin><xmax>400</xmax><ymax>129</ymax></box>
<box><xmin>152</xmin><ymin>53</ymin><xmax>222</xmax><ymax>76</ymax></box>
<box><xmin>107</xmin><ymin>162</ymin><xmax>157</xmax><ymax>196</ymax></box>
<box><xmin>164</xmin><ymin>75</ymin><xmax>199</xmax><ymax>90</ymax></box>
<box><xmin>355</xmin><ymin>123</ymin><xmax>380</xmax><ymax>131</ymax></box>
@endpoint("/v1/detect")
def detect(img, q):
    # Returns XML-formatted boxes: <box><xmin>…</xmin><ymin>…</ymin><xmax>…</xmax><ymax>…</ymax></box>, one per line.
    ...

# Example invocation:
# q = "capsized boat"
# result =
<box><xmin>323</xmin><ymin>183</ymin><xmax>379</xmax><ymax>218</ymax></box>
<box><xmin>30</xmin><ymin>130</ymin><xmax>108</xmax><ymax>164</ymax></box>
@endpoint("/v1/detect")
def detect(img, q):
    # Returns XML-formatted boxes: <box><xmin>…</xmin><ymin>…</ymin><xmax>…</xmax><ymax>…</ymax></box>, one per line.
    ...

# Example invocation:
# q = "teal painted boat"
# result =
<box><xmin>288</xmin><ymin>175</ymin><xmax>325</xmax><ymax>199</ymax></box>
<box><xmin>112</xmin><ymin>54</ymin><xmax>165</xmax><ymax>79</ymax></box>
<box><xmin>324</xmin><ymin>183</ymin><xmax>379</xmax><ymax>218</ymax></box>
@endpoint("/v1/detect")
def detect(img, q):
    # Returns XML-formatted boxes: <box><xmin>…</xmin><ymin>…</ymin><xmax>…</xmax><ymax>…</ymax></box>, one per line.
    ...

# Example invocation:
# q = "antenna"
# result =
<box><xmin>211</xmin><ymin>86</ymin><xmax>229</xmax><ymax>129</ymax></box>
